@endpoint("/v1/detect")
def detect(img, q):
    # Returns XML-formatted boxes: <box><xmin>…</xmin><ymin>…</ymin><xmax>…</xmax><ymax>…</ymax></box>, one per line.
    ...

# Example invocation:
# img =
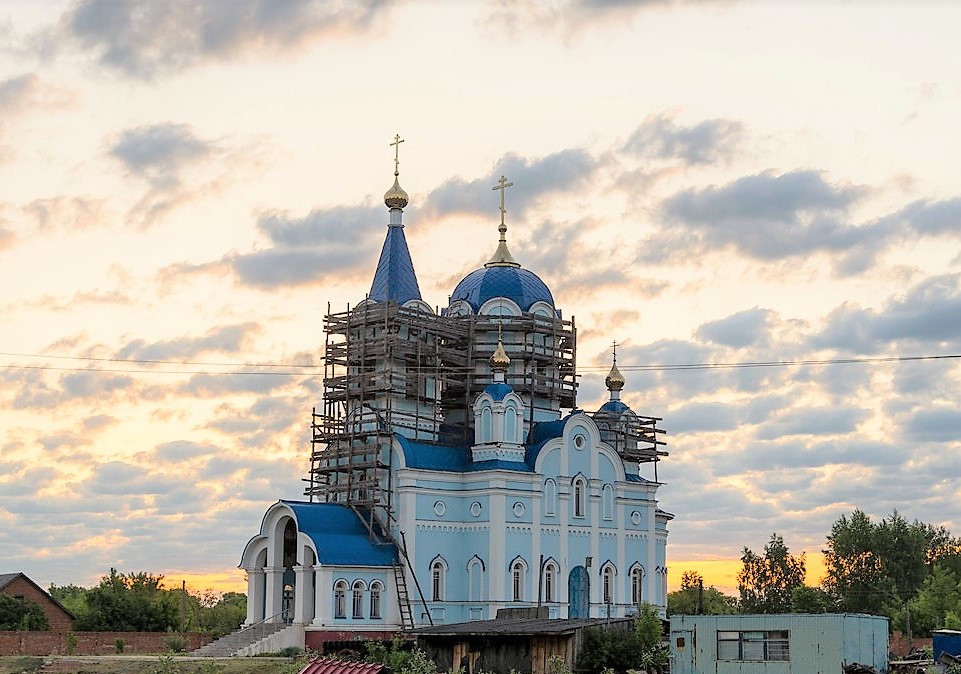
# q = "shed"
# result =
<box><xmin>933</xmin><ymin>629</ymin><xmax>961</xmax><ymax>662</ymax></box>
<box><xmin>670</xmin><ymin>613</ymin><xmax>889</xmax><ymax>674</ymax></box>
<box><xmin>415</xmin><ymin>615</ymin><xmax>634</xmax><ymax>674</ymax></box>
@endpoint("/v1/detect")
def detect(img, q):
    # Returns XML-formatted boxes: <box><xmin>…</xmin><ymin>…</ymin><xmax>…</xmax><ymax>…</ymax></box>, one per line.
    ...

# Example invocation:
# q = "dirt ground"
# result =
<box><xmin>0</xmin><ymin>655</ymin><xmax>302</xmax><ymax>674</ymax></box>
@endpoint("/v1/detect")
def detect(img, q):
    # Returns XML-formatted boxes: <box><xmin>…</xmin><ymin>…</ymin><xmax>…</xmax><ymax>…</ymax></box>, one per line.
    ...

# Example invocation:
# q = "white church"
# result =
<box><xmin>238</xmin><ymin>140</ymin><xmax>672</xmax><ymax>650</ymax></box>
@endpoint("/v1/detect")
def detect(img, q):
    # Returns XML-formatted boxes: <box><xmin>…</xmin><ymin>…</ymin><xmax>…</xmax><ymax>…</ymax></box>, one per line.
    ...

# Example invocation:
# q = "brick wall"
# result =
<box><xmin>0</xmin><ymin>631</ymin><xmax>212</xmax><ymax>656</ymax></box>
<box><xmin>0</xmin><ymin>575</ymin><xmax>73</xmax><ymax>631</ymax></box>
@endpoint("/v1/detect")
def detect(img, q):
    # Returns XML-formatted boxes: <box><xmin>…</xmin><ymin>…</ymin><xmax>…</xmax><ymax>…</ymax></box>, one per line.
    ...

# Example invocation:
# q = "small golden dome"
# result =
<box><xmin>384</xmin><ymin>176</ymin><xmax>409</xmax><ymax>209</ymax></box>
<box><xmin>605</xmin><ymin>361</ymin><xmax>625</xmax><ymax>392</ymax></box>
<box><xmin>490</xmin><ymin>338</ymin><xmax>511</xmax><ymax>371</ymax></box>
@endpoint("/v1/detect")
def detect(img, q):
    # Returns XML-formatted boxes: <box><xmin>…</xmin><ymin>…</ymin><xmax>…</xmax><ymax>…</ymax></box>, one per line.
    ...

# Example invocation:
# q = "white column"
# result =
<box><xmin>293</xmin><ymin>565</ymin><xmax>312</xmax><ymax>624</ymax></box>
<box><xmin>313</xmin><ymin>567</ymin><xmax>332</xmax><ymax>626</ymax></box>
<box><xmin>245</xmin><ymin>568</ymin><xmax>265</xmax><ymax>626</ymax></box>
<box><xmin>646</xmin><ymin>488</ymin><xmax>657</xmax><ymax>605</ymax></box>
<box><xmin>264</xmin><ymin>566</ymin><xmax>285</xmax><ymax>622</ymax></box>
<box><xmin>490</xmin><ymin>478</ymin><xmax>506</xmax><ymax>612</ymax></box>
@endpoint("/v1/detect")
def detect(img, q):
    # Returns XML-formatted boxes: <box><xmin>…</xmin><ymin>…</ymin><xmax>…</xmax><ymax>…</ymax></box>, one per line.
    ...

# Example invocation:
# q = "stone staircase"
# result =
<box><xmin>190</xmin><ymin>620</ymin><xmax>294</xmax><ymax>657</ymax></box>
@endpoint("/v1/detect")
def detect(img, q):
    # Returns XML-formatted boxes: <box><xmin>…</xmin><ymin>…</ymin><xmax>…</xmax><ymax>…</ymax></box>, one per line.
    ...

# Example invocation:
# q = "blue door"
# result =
<box><xmin>568</xmin><ymin>566</ymin><xmax>589</xmax><ymax>618</ymax></box>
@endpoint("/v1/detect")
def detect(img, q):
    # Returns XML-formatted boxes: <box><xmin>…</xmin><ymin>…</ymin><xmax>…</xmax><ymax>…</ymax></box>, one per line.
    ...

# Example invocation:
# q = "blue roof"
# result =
<box><xmin>450</xmin><ymin>265</ymin><xmax>554</xmax><ymax>313</ymax></box>
<box><xmin>625</xmin><ymin>473</ymin><xmax>650</xmax><ymax>483</ymax></box>
<box><xmin>282</xmin><ymin>501</ymin><xmax>397</xmax><ymax>566</ymax></box>
<box><xmin>396</xmin><ymin>435</ymin><xmax>532</xmax><ymax>473</ymax></box>
<box><xmin>483</xmin><ymin>382</ymin><xmax>514</xmax><ymax>401</ymax></box>
<box><xmin>369</xmin><ymin>225</ymin><xmax>422</xmax><ymax>304</ymax></box>
<box><xmin>595</xmin><ymin>399</ymin><xmax>631</xmax><ymax>415</ymax></box>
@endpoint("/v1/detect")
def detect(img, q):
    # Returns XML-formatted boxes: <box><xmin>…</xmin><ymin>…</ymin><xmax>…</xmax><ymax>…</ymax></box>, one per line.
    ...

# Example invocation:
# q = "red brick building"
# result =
<box><xmin>0</xmin><ymin>572</ymin><xmax>74</xmax><ymax>631</ymax></box>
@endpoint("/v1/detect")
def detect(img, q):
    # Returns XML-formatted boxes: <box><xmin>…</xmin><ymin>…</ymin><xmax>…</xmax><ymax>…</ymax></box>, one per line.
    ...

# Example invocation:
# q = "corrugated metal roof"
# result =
<box><xmin>298</xmin><ymin>657</ymin><xmax>385</xmax><ymax>674</ymax></box>
<box><xmin>281</xmin><ymin>501</ymin><xmax>398</xmax><ymax>567</ymax></box>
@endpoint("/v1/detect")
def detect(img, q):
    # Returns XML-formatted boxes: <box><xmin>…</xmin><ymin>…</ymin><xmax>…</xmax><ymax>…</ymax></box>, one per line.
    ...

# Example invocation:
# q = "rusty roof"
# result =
<box><xmin>297</xmin><ymin>658</ymin><xmax>385</xmax><ymax>674</ymax></box>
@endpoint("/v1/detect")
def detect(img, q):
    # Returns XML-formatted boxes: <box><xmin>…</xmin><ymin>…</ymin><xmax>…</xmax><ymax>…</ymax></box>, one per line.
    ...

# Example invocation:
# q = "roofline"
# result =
<box><xmin>0</xmin><ymin>572</ymin><xmax>76</xmax><ymax>620</ymax></box>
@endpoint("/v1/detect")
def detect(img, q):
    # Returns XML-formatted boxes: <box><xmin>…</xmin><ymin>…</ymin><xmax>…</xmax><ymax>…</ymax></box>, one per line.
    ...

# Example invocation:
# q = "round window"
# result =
<box><xmin>574</xmin><ymin>434</ymin><xmax>586</xmax><ymax>449</ymax></box>
<box><xmin>512</xmin><ymin>502</ymin><xmax>526</xmax><ymax>517</ymax></box>
<box><xmin>631</xmin><ymin>510</ymin><xmax>641</xmax><ymax>526</ymax></box>
<box><xmin>470</xmin><ymin>501</ymin><xmax>482</xmax><ymax>517</ymax></box>
<box><xmin>433</xmin><ymin>500</ymin><xmax>447</xmax><ymax>517</ymax></box>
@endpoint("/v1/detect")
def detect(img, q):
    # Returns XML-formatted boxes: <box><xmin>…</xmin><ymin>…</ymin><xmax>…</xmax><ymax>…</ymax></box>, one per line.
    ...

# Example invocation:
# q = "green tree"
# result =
<box><xmin>0</xmin><ymin>594</ymin><xmax>50</xmax><ymax>630</ymax></box>
<box><xmin>737</xmin><ymin>533</ymin><xmax>805</xmax><ymax>614</ymax></box>
<box><xmin>823</xmin><ymin>509</ymin><xmax>961</xmax><ymax>618</ymax></box>
<box><xmin>790</xmin><ymin>585</ymin><xmax>834</xmax><ymax>613</ymax></box>
<box><xmin>48</xmin><ymin>584</ymin><xmax>89</xmax><ymax>621</ymax></box>
<box><xmin>667</xmin><ymin>571</ymin><xmax>737</xmax><ymax>615</ymax></box>
<box><xmin>75</xmin><ymin>568</ymin><xmax>178</xmax><ymax>632</ymax></box>
<box><xmin>907</xmin><ymin>565</ymin><xmax>961</xmax><ymax>635</ymax></box>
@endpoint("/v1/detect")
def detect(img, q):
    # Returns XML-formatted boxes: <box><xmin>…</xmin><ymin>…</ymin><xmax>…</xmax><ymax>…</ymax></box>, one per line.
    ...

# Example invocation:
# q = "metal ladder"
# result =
<box><xmin>393</xmin><ymin>563</ymin><xmax>415</xmax><ymax>630</ymax></box>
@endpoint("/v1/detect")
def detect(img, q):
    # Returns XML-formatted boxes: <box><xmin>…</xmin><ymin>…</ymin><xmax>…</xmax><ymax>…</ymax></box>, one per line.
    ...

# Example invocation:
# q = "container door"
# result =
<box><xmin>670</xmin><ymin>630</ymin><xmax>694</xmax><ymax>674</ymax></box>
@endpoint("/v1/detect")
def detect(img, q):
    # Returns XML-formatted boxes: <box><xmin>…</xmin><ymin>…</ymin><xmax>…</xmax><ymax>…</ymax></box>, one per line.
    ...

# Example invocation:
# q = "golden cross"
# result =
<box><xmin>492</xmin><ymin>175</ymin><xmax>513</xmax><ymax>226</ymax></box>
<box><xmin>612</xmin><ymin>340</ymin><xmax>618</xmax><ymax>363</ymax></box>
<box><xmin>390</xmin><ymin>134</ymin><xmax>404</xmax><ymax>176</ymax></box>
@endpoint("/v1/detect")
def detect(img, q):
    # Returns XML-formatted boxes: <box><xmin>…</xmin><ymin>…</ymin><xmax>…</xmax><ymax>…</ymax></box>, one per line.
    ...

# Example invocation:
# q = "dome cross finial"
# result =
<box><xmin>384</xmin><ymin>133</ymin><xmax>409</xmax><ymax>211</ymax></box>
<box><xmin>486</xmin><ymin>175</ymin><xmax>520</xmax><ymax>267</ymax></box>
<box><xmin>390</xmin><ymin>133</ymin><xmax>404</xmax><ymax>177</ymax></box>
<box><xmin>606</xmin><ymin>340</ymin><xmax>625</xmax><ymax>396</ymax></box>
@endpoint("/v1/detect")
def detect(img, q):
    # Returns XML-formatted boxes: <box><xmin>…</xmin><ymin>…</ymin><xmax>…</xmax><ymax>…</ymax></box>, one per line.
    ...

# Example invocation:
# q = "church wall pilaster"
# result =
<box><xmin>292</xmin><ymin>565</ymin><xmax>312</xmax><ymax>624</ymax></box>
<box><xmin>312</xmin><ymin>566</ymin><xmax>333</xmax><ymax>626</ymax></box>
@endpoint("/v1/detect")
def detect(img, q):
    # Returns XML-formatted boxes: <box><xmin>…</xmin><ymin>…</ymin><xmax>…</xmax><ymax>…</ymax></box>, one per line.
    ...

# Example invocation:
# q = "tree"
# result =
<box><xmin>667</xmin><ymin>571</ymin><xmax>737</xmax><ymax>616</ymax></box>
<box><xmin>823</xmin><ymin>509</ymin><xmax>961</xmax><ymax>618</ymax></box>
<box><xmin>790</xmin><ymin>585</ymin><xmax>834</xmax><ymax>613</ymax></box>
<box><xmin>0</xmin><ymin>594</ymin><xmax>50</xmax><ymax>630</ymax></box>
<box><xmin>908</xmin><ymin>565</ymin><xmax>961</xmax><ymax>635</ymax></box>
<box><xmin>737</xmin><ymin>533</ymin><xmax>805</xmax><ymax>613</ymax></box>
<box><xmin>75</xmin><ymin>568</ymin><xmax>178</xmax><ymax>632</ymax></box>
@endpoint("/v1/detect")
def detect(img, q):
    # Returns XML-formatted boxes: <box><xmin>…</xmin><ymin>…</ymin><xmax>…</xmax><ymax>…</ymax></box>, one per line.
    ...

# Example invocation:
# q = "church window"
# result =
<box><xmin>480</xmin><ymin>407</ymin><xmax>492</xmax><ymax>443</ymax></box>
<box><xmin>467</xmin><ymin>557</ymin><xmax>485</xmax><ymax>601</ymax></box>
<box><xmin>505</xmin><ymin>403</ymin><xmax>518</xmax><ymax>442</ymax></box>
<box><xmin>544</xmin><ymin>479</ymin><xmax>557</xmax><ymax>517</ymax></box>
<box><xmin>573</xmin><ymin>476</ymin><xmax>586</xmax><ymax>518</ymax></box>
<box><xmin>511</xmin><ymin>559</ymin><xmax>527</xmax><ymax>601</ymax></box>
<box><xmin>334</xmin><ymin>580</ymin><xmax>348</xmax><ymax>618</ymax></box>
<box><xmin>370</xmin><ymin>581</ymin><xmax>383</xmax><ymax>619</ymax></box>
<box><xmin>631</xmin><ymin>566</ymin><xmax>644</xmax><ymax>606</ymax></box>
<box><xmin>352</xmin><ymin>580</ymin><xmax>365</xmax><ymax>618</ymax></box>
<box><xmin>431</xmin><ymin>558</ymin><xmax>447</xmax><ymax>601</ymax></box>
<box><xmin>544</xmin><ymin>562</ymin><xmax>557</xmax><ymax>603</ymax></box>
<box><xmin>602</xmin><ymin>484</ymin><xmax>614</xmax><ymax>521</ymax></box>
<box><xmin>602</xmin><ymin>565</ymin><xmax>615</xmax><ymax>605</ymax></box>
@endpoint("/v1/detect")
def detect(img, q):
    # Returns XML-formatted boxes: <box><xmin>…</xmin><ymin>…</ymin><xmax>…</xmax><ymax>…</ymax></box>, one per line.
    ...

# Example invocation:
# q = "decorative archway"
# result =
<box><xmin>568</xmin><ymin>566</ymin><xmax>589</xmax><ymax>618</ymax></box>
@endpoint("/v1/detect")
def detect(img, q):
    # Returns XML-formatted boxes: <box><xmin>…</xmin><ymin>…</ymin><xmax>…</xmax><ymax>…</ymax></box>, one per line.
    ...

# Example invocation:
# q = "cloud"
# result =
<box><xmin>695</xmin><ymin>308</ymin><xmax>772</xmax><ymax>348</ymax></box>
<box><xmin>655</xmin><ymin>170</ymin><xmax>874</xmax><ymax>263</ymax></box>
<box><xmin>258</xmin><ymin>205</ymin><xmax>385</xmax><ymax>247</ymax></box>
<box><xmin>23</xmin><ymin>196</ymin><xmax>111</xmax><ymax>233</ymax></box>
<box><xmin>423</xmin><ymin>149</ymin><xmax>603</xmax><ymax>220</ymax></box>
<box><xmin>0</xmin><ymin>73</ymin><xmax>73</xmax><ymax>115</ymax></box>
<box><xmin>228</xmin><ymin>247</ymin><xmax>372</xmax><ymax>288</ymax></box>
<box><xmin>110</xmin><ymin>123</ymin><xmax>212</xmax><ymax>189</ymax></box>
<box><xmin>115</xmin><ymin>323</ymin><xmax>260</xmax><ymax>360</ymax></box>
<box><xmin>623</xmin><ymin>114</ymin><xmax>743</xmax><ymax>165</ymax></box>
<box><xmin>903</xmin><ymin>408</ymin><xmax>961</xmax><ymax>442</ymax></box>
<box><xmin>59</xmin><ymin>0</ymin><xmax>399</xmax><ymax>79</ymax></box>
<box><xmin>813</xmin><ymin>274</ymin><xmax>961</xmax><ymax>353</ymax></box>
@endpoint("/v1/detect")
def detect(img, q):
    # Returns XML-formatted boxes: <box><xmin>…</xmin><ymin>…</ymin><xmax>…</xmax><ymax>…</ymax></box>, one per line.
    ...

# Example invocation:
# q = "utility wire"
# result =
<box><xmin>1</xmin><ymin>352</ymin><xmax>959</xmax><ymax>376</ymax></box>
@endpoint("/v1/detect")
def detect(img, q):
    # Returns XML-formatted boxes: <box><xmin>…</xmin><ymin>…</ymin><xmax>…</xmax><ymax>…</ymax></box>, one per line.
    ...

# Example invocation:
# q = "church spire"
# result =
<box><xmin>485</xmin><ymin>175</ymin><xmax>521</xmax><ymax>268</ymax></box>
<box><xmin>490</xmin><ymin>323</ymin><xmax>511</xmax><ymax>382</ymax></box>
<box><xmin>605</xmin><ymin>341</ymin><xmax>625</xmax><ymax>400</ymax></box>
<box><xmin>369</xmin><ymin>134</ymin><xmax>422</xmax><ymax>304</ymax></box>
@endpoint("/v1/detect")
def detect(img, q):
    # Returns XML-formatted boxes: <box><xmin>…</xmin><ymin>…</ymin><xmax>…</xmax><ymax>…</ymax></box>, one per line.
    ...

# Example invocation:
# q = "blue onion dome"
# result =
<box><xmin>450</xmin><ymin>265</ymin><xmax>554</xmax><ymax>313</ymax></box>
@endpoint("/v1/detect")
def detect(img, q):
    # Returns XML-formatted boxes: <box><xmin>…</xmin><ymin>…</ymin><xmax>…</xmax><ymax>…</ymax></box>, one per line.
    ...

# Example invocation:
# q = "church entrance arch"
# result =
<box><xmin>568</xmin><ymin>566</ymin><xmax>589</xmax><ymax>618</ymax></box>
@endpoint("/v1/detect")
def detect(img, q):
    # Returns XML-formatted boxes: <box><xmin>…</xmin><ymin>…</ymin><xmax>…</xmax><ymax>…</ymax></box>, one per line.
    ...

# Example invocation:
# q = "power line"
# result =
<box><xmin>0</xmin><ymin>351</ymin><xmax>320</xmax><ymax>369</ymax></box>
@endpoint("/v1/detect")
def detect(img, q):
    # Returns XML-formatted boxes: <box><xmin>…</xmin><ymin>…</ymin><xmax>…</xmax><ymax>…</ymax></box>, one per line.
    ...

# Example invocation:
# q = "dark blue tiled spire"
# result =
<box><xmin>368</xmin><ymin>222</ymin><xmax>422</xmax><ymax>304</ymax></box>
<box><xmin>369</xmin><ymin>136</ymin><xmax>422</xmax><ymax>304</ymax></box>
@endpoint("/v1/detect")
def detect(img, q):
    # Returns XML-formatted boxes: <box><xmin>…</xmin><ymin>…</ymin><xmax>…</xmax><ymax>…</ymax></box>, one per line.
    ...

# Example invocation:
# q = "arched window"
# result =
<box><xmin>370</xmin><ymin>581</ymin><xmax>383</xmax><ymax>619</ymax></box>
<box><xmin>543</xmin><ymin>561</ymin><xmax>558</xmax><ymax>603</ymax></box>
<box><xmin>505</xmin><ymin>403</ymin><xmax>518</xmax><ymax>442</ymax></box>
<box><xmin>352</xmin><ymin>580</ymin><xmax>365</xmax><ymax>618</ymax></box>
<box><xmin>631</xmin><ymin>566</ymin><xmax>644</xmax><ymax>606</ymax></box>
<box><xmin>480</xmin><ymin>407</ymin><xmax>493</xmax><ymax>443</ymax></box>
<box><xmin>602</xmin><ymin>565</ymin><xmax>615</xmax><ymax>605</ymax></box>
<box><xmin>467</xmin><ymin>557</ymin><xmax>485</xmax><ymax>602</ymax></box>
<box><xmin>333</xmin><ymin>580</ymin><xmax>348</xmax><ymax>619</ymax></box>
<box><xmin>511</xmin><ymin>558</ymin><xmax>527</xmax><ymax>602</ymax></box>
<box><xmin>431</xmin><ymin>557</ymin><xmax>447</xmax><ymax>601</ymax></box>
<box><xmin>573</xmin><ymin>476</ymin><xmax>586</xmax><ymax>518</ymax></box>
<box><xmin>602</xmin><ymin>483</ymin><xmax>614</xmax><ymax>521</ymax></box>
<box><xmin>544</xmin><ymin>479</ymin><xmax>557</xmax><ymax>517</ymax></box>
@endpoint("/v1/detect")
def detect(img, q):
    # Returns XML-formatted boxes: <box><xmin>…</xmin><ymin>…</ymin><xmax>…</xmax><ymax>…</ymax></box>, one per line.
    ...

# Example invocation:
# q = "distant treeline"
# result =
<box><xmin>49</xmin><ymin>568</ymin><xmax>245</xmax><ymax>637</ymax></box>
<box><xmin>669</xmin><ymin>508</ymin><xmax>961</xmax><ymax>635</ymax></box>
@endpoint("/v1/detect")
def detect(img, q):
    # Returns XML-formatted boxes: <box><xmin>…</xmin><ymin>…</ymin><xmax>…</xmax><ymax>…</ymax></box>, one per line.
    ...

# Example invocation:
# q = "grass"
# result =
<box><xmin>0</xmin><ymin>655</ymin><xmax>303</xmax><ymax>674</ymax></box>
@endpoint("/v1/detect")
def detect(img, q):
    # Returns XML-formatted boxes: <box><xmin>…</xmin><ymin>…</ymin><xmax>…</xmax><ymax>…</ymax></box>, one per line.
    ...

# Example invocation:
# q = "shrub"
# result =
<box><xmin>115</xmin><ymin>638</ymin><xmax>126</xmax><ymax>654</ymax></box>
<box><xmin>165</xmin><ymin>634</ymin><xmax>189</xmax><ymax>653</ymax></box>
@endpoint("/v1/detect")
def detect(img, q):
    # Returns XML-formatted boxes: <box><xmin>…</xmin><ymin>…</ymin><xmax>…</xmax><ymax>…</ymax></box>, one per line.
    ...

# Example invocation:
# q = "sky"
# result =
<box><xmin>2</xmin><ymin>0</ymin><xmax>961</xmax><ymax>598</ymax></box>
